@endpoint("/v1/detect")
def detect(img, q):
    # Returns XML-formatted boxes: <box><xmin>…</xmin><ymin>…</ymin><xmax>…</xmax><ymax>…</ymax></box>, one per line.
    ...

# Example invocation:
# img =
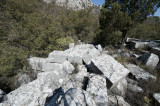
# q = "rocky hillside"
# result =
<box><xmin>0</xmin><ymin>41</ymin><xmax>160</xmax><ymax>105</ymax></box>
<box><xmin>43</xmin><ymin>0</ymin><xmax>95</xmax><ymax>10</ymax></box>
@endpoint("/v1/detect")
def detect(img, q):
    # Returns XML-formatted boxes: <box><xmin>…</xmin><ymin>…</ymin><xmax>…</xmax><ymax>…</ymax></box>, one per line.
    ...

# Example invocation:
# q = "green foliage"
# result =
<box><xmin>0</xmin><ymin>0</ymin><xmax>98</xmax><ymax>90</ymax></box>
<box><xmin>128</xmin><ymin>16</ymin><xmax>160</xmax><ymax>40</ymax></box>
<box><xmin>97</xmin><ymin>0</ymin><xmax>160</xmax><ymax>45</ymax></box>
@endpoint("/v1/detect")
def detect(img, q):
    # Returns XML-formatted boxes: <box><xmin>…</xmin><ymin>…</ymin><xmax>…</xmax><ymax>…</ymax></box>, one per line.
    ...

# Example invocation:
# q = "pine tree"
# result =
<box><xmin>99</xmin><ymin>0</ymin><xmax>160</xmax><ymax>44</ymax></box>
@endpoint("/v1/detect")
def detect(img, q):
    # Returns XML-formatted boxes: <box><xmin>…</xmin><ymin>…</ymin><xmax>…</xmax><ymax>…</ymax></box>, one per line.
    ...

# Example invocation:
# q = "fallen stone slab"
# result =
<box><xmin>153</xmin><ymin>93</ymin><xmax>160</xmax><ymax>105</ymax></box>
<box><xmin>65</xmin><ymin>44</ymin><xmax>99</xmax><ymax>64</ymax></box>
<box><xmin>0</xmin><ymin>63</ymin><xmax>74</xmax><ymax>106</ymax></box>
<box><xmin>138</xmin><ymin>53</ymin><xmax>159</xmax><ymax>70</ymax></box>
<box><xmin>89</xmin><ymin>54</ymin><xmax>130</xmax><ymax>88</ymax></box>
<box><xmin>125</xmin><ymin>64</ymin><xmax>156</xmax><ymax>81</ymax></box>
<box><xmin>148</xmin><ymin>41</ymin><xmax>160</xmax><ymax>48</ymax></box>
<box><xmin>86</xmin><ymin>74</ymin><xmax>108</xmax><ymax>106</ymax></box>
<box><xmin>28</xmin><ymin>57</ymin><xmax>74</xmax><ymax>72</ymax></box>
<box><xmin>45</xmin><ymin>88</ymin><xmax>96</xmax><ymax>106</ymax></box>
<box><xmin>83</xmin><ymin>48</ymin><xmax>100</xmax><ymax>65</ymax></box>
<box><xmin>108</xmin><ymin>95</ymin><xmax>131</xmax><ymax>106</ymax></box>
<box><xmin>130</xmin><ymin>41</ymin><xmax>148</xmax><ymax>49</ymax></box>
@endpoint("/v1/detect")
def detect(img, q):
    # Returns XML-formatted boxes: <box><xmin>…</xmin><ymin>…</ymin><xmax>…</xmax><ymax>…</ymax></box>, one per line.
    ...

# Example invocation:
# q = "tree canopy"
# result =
<box><xmin>98</xmin><ymin>0</ymin><xmax>160</xmax><ymax>45</ymax></box>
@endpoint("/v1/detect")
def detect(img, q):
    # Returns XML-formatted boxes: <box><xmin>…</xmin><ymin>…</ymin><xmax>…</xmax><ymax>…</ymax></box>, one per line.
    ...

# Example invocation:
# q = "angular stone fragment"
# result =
<box><xmin>65</xmin><ymin>44</ymin><xmax>98</xmax><ymax>64</ymax></box>
<box><xmin>110</xmin><ymin>79</ymin><xmax>127</xmax><ymax>97</ymax></box>
<box><xmin>89</xmin><ymin>54</ymin><xmax>130</xmax><ymax>88</ymax></box>
<box><xmin>28</xmin><ymin>57</ymin><xmax>47</xmax><ymax>71</ymax></box>
<box><xmin>130</xmin><ymin>41</ymin><xmax>148</xmax><ymax>49</ymax></box>
<box><xmin>138</xmin><ymin>53</ymin><xmax>159</xmax><ymax>70</ymax></box>
<box><xmin>86</xmin><ymin>74</ymin><xmax>108</xmax><ymax>106</ymax></box>
<box><xmin>148</xmin><ymin>41</ymin><xmax>160</xmax><ymax>48</ymax></box>
<box><xmin>62</xmin><ymin>65</ymin><xmax>89</xmax><ymax>90</ymax></box>
<box><xmin>48</xmin><ymin>51</ymin><xmax>67</xmax><ymax>63</ymax></box>
<box><xmin>126</xmin><ymin>64</ymin><xmax>156</xmax><ymax>81</ymax></box>
<box><xmin>14</xmin><ymin>73</ymin><xmax>31</xmax><ymax>88</ymax></box>
<box><xmin>28</xmin><ymin>56</ymin><xmax>74</xmax><ymax>72</ymax></box>
<box><xmin>83</xmin><ymin>48</ymin><xmax>100</xmax><ymax>65</ymax></box>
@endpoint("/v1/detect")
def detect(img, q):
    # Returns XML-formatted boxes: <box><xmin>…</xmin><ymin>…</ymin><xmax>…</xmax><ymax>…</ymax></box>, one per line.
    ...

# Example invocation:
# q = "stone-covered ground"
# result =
<box><xmin>0</xmin><ymin>39</ymin><xmax>160</xmax><ymax>106</ymax></box>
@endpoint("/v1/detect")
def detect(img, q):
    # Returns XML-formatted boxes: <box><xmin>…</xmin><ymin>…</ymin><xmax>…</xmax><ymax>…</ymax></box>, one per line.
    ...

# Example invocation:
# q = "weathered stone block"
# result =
<box><xmin>86</xmin><ymin>74</ymin><xmax>108</xmax><ymax>106</ymax></box>
<box><xmin>89</xmin><ymin>54</ymin><xmax>130</xmax><ymax>89</ymax></box>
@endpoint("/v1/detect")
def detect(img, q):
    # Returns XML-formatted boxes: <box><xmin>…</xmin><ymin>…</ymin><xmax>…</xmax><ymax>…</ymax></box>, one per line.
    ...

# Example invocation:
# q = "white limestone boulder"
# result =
<box><xmin>62</xmin><ymin>65</ymin><xmax>89</xmax><ymax>90</ymax></box>
<box><xmin>65</xmin><ymin>44</ymin><xmax>98</xmax><ymax>64</ymax></box>
<box><xmin>14</xmin><ymin>73</ymin><xmax>31</xmax><ymax>88</ymax></box>
<box><xmin>110</xmin><ymin>79</ymin><xmax>128</xmax><ymax>97</ymax></box>
<box><xmin>28</xmin><ymin>57</ymin><xmax>74</xmax><ymax>72</ymax></box>
<box><xmin>89</xmin><ymin>54</ymin><xmax>130</xmax><ymax>88</ymax></box>
<box><xmin>83</xmin><ymin>47</ymin><xmax>100</xmax><ymax>65</ymax></box>
<box><xmin>28</xmin><ymin>57</ymin><xmax>48</xmax><ymax>71</ymax></box>
<box><xmin>126</xmin><ymin>64</ymin><xmax>156</xmax><ymax>81</ymax></box>
<box><xmin>0</xmin><ymin>62</ymin><xmax>74</xmax><ymax>106</ymax></box>
<box><xmin>138</xmin><ymin>53</ymin><xmax>159</xmax><ymax>70</ymax></box>
<box><xmin>86</xmin><ymin>74</ymin><xmax>108</xmax><ymax>106</ymax></box>
<box><xmin>48</xmin><ymin>51</ymin><xmax>67</xmax><ymax>63</ymax></box>
<box><xmin>130</xmin><ymin>41</ymin><xmax>148</xmax><ymax>49</ymax></box>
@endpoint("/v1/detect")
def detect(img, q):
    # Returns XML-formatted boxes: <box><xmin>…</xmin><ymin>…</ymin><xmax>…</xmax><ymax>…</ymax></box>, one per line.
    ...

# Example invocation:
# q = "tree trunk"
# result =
<box><xmin>121</xmin><ymin>30</ymin><xmax>127</xmax><ymax>44</ymax></box>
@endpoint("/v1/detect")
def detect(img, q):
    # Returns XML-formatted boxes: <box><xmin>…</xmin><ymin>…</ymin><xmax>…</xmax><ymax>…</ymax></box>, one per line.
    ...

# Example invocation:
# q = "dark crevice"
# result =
<box><xmin>87</xmin><ymin>62</ymin><xmax>103</xmax><ymax>75</ymax></box>
<box><xmin>0</xmin><ymin>83</ymin><xmax>12</xmax><ymax>94</ymax></box>
<box><xmin>82</xmin><ymin>77</ymin><xmax>89</xmax><ymax>91</ymax></box>
<box><xmin>106</xmin><ymin>78</ymin><xmax>113</xmax><ymax>89</ymax></box>
<box><xmin>127</xmin><ymin>73</ymin><xmax>137</xmax><ymax>81</ymax></box>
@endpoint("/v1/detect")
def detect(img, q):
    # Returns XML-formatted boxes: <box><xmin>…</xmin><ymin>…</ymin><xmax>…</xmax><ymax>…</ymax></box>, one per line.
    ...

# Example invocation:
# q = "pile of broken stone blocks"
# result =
<box><xmin>0</xmin><ymin>43</ymin><xmax>158</xmax><ymax>106</ymax></box>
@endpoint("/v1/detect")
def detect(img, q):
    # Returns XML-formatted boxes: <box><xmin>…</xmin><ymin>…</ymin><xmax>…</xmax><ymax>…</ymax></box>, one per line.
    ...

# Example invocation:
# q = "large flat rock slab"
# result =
<box><xmin>89</xmin><ymin>54</ymin><xmax>130</xmax><ymax>88</ymax></box>
<box><xmin>125</xmin><ymin>64</ymin><xmax>156</xmax><ymax>81</ymax></box>
<box><xmin>130</xmin><ymin>41</ymin><xmax>148</xmax><ymax>49</ymax></box>
<box><xmin>45</xmin><ymin>88</ymin><xmax>96</xmax><ymax>106</ymax></box>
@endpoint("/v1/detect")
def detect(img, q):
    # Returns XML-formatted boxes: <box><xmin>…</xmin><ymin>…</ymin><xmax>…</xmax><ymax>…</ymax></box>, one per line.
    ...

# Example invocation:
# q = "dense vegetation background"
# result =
<box><xmin>0</xmin><ymin>0</ymin><xmax>99</xmax><ymax>90</ymax></box>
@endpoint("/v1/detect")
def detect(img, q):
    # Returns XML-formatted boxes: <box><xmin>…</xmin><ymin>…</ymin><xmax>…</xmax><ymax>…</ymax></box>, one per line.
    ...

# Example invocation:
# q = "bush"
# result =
<box><xmin>0</xmin><ymin>0</ymin><xmax>99</xmax><ymax>91</ymax></box>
